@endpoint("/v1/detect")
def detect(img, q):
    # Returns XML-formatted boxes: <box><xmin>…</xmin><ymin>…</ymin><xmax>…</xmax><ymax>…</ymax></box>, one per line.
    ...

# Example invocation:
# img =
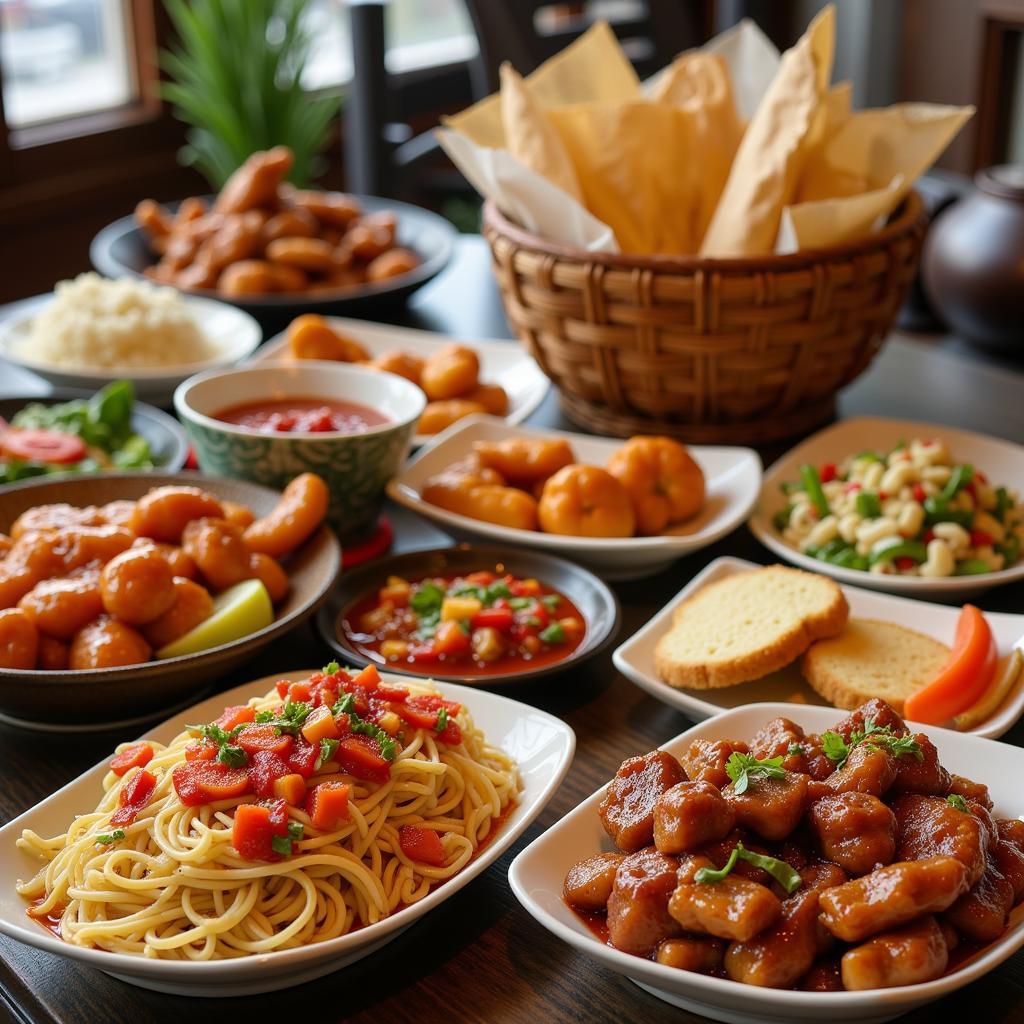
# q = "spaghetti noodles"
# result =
<box><xmin>16</xmin><ymin>663</ymin><xmax>520</xmax><ymax>960</ymax></box>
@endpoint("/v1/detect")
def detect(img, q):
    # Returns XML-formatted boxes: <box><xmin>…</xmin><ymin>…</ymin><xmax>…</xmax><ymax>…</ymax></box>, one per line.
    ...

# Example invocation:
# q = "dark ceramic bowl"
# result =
<box><xmin>315</xmin><ymin>544</ymin><xmax>620</xmax><ymax>686</ymax></box>
<box><xmin>0</xmin><ymin>390</ymin><xmax>189</xmax><ymax>485</ymax></box>
<box><xmin>90</xmin><ymin>195</ymin><xmax>457</xmax><ymax>333</ymax></box>
<box><xmin>0</xmin><ymin>473</ymin><xmax>340</xmax><ymax>729</ymax></box>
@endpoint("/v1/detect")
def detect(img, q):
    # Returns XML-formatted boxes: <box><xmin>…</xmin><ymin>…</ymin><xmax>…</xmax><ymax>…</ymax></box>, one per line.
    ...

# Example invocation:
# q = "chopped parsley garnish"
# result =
<box><xmin>94</xmin><ymin>829</ymin><xmax>125</xmax><ymax>845</ymax></box>
<box><xmin>725</xmin><ymin>752</ymin><xmax>786</xmax><ymax>795</ymax></box>
<box><xmin>947</xmin><ymin>794</ymin><xmax>969</xmax><ymax>812</ymax></box>
<box><xmin>271</xmin><ymin>821</ymin><xmax>305</xmax><ymax>858</ymax></box>
<box><xmin>821</xmin><ymin>718</ymin><xmax>923</xmax><ymax>769</ymax></box>
<box><xmin>482</xmin><ymin>580</ymin><xmax>511</xmax><ymax>605</ymax></box>
<box><xmin>318</xmin><ymin>737</ymin><xmax>339</xmax><ymax>769</ymax></box>
<box><xmin>539</xmin><ymin>622</ymin><xmax>565</xmax><ymax>644</ymax></box>
<box><xmin>322</xmin><ymin>661</ymin><xmax>340</xmax><ymax>676</ymax></box>
<box><xmin>187</xmin><ymin>722</ymin><xmax>249</xmax><ymax>767</ymax></box>
<box><xmin>787</xmin><ymin>743</ymin><xmax>807</xmax><ymax>757</ymax></box>
<box><xmin>541</xmin><ymin>594</ymin><xmax>561</xmax><ymax>612</ymax></box>
<box><xmin>694</xmin><ymin>841</ymin><xmax>802</xmax><ymax>894</ymax></box>
<box><xmin>436</xmin><ymin>707</ymin><xmax>449</xmax><ymax>734</ymax></box>
<box><xmin>410</xmin><ymin>581</ymin><xmax>445</xmax><ymax>616</ymax></box>
<box><xmin>253</xmin><ymin>701</ymin><xmax>311</xmax><ymax>735</ymax></box>
<box><xmin>217</xmin><ymin>744</ymin><xmax>247</xmax><ymax>768</ymax></box>
<box><xmin>331</xmin><ymin>694</ymin><xmax>397</xmax><ymax>761</ymax></box>
<box><xmin>509</xmin><ymin>597</ymin><xmax>532</xmax><ymax>611</ymax></box>
<box><xmin>523</xmin><ymin>615</ymin><xmax>543</xmax><ymax>628</ymax></box>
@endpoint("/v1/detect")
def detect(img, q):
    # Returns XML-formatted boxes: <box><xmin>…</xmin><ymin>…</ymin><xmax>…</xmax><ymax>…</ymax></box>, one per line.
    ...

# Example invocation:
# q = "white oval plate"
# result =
<box><xmin>0</xmin><ymin>669</ymin><xmax>574</xmax><ymax>997</ymax></box>
<box><xmin>256</xmin><ymin>317</ymin><xmax>551</xmax><ymax>447</ymax></box>
<box><xmin>387</xmin><ymin>415</ymin><xmax>762</xmax><ymax>580</ymax></box>
<box><xmin>0</xmin><ymin>293</ymin><xmax>262</xmax><ymax>405</ymax></box>
<box><xmin>613</xmin><ymin>556</ymin><xmax>1024</xmax><ymax>738</ymax></box>
<box><xmin>748</xmin><ymin>416</ymin><xmax>1024</xmax><ymax>598</ymax></box>
<box><xmin>509</xmin><ymin>702</ymin><xmax>1024</xmax><ymax>1024</ymax></box>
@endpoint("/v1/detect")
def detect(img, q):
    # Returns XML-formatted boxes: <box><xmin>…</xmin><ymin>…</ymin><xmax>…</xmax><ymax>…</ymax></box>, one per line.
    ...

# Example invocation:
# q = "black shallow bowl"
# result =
<box><xmin>90</xmin><ymin>195</ymin><xmax>457</xmax><ymax>333</ymax></box>
<box><xmin>315</xmin><ymin>543</ymin><xmax>621</xmax><ymax>686</ymax></box>
<box><xmin>0</xmin><ymin>390</ymin><xmax>189</xmax><ymax>483</ymax></box>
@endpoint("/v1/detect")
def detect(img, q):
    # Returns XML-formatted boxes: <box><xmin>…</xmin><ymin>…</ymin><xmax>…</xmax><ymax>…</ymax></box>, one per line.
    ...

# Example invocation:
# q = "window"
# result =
<box><xmin>303</xmin><ymin>0</ymin><xmax>478</xmax><ymax>89</ymax></box>
<box><xmin>0</xmin><ymin>0</ymin><xmax>137</xmax><ymax>128</ymax></box>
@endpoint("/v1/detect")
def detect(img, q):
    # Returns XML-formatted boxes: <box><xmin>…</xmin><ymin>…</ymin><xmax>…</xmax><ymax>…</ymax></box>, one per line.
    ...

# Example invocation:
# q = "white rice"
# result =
<box><xmin>21</xmin><ymin>273</ymin><xmax>216</xmax><ymax>369</ymax></box>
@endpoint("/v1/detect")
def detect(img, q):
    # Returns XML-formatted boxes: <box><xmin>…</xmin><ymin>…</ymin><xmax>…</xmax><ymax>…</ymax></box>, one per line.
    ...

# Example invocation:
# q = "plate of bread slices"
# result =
<box><xmin>613</xmin><ymin>558</ymin><xmax>1024</xmax><ymax>738</ymax></box>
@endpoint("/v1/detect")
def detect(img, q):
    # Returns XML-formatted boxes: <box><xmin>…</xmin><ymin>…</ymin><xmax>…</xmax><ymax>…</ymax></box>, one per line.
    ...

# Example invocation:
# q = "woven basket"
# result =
<box><xmin>483</xmin><ymin>192</ymin><xmax>927</xmax><ymax>444</ymax></box>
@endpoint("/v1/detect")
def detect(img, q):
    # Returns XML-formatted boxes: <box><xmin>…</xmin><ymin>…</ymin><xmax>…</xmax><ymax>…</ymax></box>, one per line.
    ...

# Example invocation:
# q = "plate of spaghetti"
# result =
<box><xmin>0</xmin><ymin>661</ymin><xmax>573</xmax><ymax>996</ymax></box>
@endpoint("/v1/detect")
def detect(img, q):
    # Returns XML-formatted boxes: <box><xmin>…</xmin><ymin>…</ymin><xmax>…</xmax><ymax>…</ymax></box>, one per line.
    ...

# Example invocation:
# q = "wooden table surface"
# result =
<box><xmin>1</xmin><ymin>236</ymin><xmax>1023</xmax><ymax>1024</ymax></box>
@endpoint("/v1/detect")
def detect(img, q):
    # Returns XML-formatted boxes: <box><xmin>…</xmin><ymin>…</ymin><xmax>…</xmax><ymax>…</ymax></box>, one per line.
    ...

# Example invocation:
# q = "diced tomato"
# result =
<box><xmin>333</xmin><ymin>711</ymin><xmax>353</xmax><ymax>735</ymax></box>
<box><xmin>409</xmin><ymin>643</ymin><xmax>439</xmax><ymax>662</ymax></box>
<box><xmin>509</xmin><ymin>578</ymin><xmax>541</xmax><ymax>597</ymax></box>
<box><xmin>247</xmin><ymin>749</ymin><xmax>292</xmax><ymax>797</ymax></box>
<box><xmin>895</xmin><ymin>556</ymin><xmax>916</xmax><ymax>572</ymax></box>
<box><xmin>351</xmin><ymin>664</ymin><xmax>380</xmax><ymax>692</ymax></box>
<box><xmin>287</xmin><ymin>737</ymin><xmax>321</xmax><ymax>778</ymax></box>
<box><xmin>912</xmin><ymin>483</ymin><xmax>927</xmax><ymax>503</ymax></box>
<box><xmin>214</xmin><ymin>705</ymin><xmax>256</xmax><ymax>731</ymax></box>
<box><xmin>843</xmin><ymin>481</ymin><xmax>862</xmax><ymax>494</ymax></box>
<box><xmin>272</xmin><ymin>773</ymin><xmax>307</xmax><ymax>805</ymax></box>
<box><xmin>923</xmin><ymin>529</ymin><xmax>936</xmax><ymax>544</ymax></box>
<box><xmin>408</xmin><ymin>694</ymin><xmax>462</xmax><ymax>716</ymax></box>
<box><xmin>300</xmin><ymin>705</ymin><xmax>341</xmax><ymax>744</ymax></box>
<box><xmin>398</xmin><ymin>825</ymin><xmax>446</xmax><ymax>866</ymax></box>
<box><xmin>109</xmin><ymin>743</ymin><xmax>154</xmax><ymax>777</ymax></box>
<box><xmin>491</xmin><ymin>597</ymin><xmax>510</xmax><ymax>610</ymax></box>
<box><xmin>309</xmin><ymin>683</ymin><xmax>338</xmax><ymax>709</ymax></box>
<box><xmin>819</xmin><ymin>462</ymin><xmax>837</xmax><ymax>483</ymax></box>
<box><xmin>965</xmin><ymin>482</ymin><xmax>977</xmax><ymax>501</ymax></box>
<box><xmin>878</xmin><ymin>491</ymin><xmax>888</xmax><ymax>501</ymax></box>
<box><xmin>464</xmin><ymin>571</ymin><xmax>496</xmax><ymax>586</ymax></box>
<box><xmin>172</xmin><ymin>761</ymin><xmax>250</xmax><ymax>806</ymax></box>
<box><xmin>110</xmin><ymin>769</ymin><xmax>157</xmax><ymax>826</ymax></box>
<box><xmin>307</xmin><ymin>781</ymin><xmax>350</xmax><ymax>830</ymax></box>
<box><xmin>395</xmin><ymin>695</ymin><xmax>462</xmax><ymax>743</ymax></box>
<box><xmin>970</xmin><ymin>529</ymin><xmax>994</xmax><ymax>547</ymax></box>
<box><xmin>236</xmin><ymin>724</ymin><xmax>294</xmax><ymax>757</ymax></box>
<box><xmin>185</xmin><ymin>738</ymin><xmax>218</xmax><ymax>762</ymax></box>
<box><xmin>336</xmin><ymin>735</ymin><xmax>391</xmax><ymax>783</ymax></box>
<box><xmin>232</xmin><ymin>799</ymin><xmax>290</xmax><ymax>861</ymax></box>
<box><xmin>287</xmin><ymin>681</ymin><xmax>312</xmax><ymax>703</ymax></box>
<box><xmin>434</xmin><ymin>619</ymin><xmax>471</xmax><ymax>657</ymax></box>
<box><xmin>471</xmin><ymin>607</ymin><xmax>514</xmax><ymax>631</ymax></box>
<box><xmin>395</xmin><ymin>702</ymin><xmax>437</xmax><ymax>732</ymax></box>
<box><xmin>379</xmin><ymin>583</ymin><xmax>410</xmax><ymax>607</ymax></box>
<box><xmin>275</xmin><ymin>680</ymin><xmax>292</xmax><ymax>699</ymax></box>
<box><xmin>377</xmin><ymin>683</ymin><xmax>409</xmax><ymax>702</ymax></box>
<box><xmin>1</xmin><ymin>428</ymin><xmax>87</xmax><ymax>465</ymax></box>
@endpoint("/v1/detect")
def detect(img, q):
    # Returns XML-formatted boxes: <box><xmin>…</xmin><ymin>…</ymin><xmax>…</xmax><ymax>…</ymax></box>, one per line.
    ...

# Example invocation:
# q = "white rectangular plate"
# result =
<box><xmin>0</xmin><ymin>670</ymin><xmax>575</xmax><ymax>997</ymax></box>
<box><xmin>387</xmin><ymin>415</ymin><xmax>762</xmax><ymax>580</ymax></box>
<box><xmin>747</xmin><ymin>416</ymin><xmax>1024</xmax><ymax>598</ymax></box>
<box><xmin>613</xmin><ymin>556</ymin><xmax>1024</xmax><ymax>738</ymax></box>
<box><xmin>509</xmin><ymin>703</ymin><xmax>1024</xmax><ymax>1024</ymax></box>
<box><xmin>256</xmin><ymin>316</ymin><xmax>551</xmax><ymax>446</ymax></box>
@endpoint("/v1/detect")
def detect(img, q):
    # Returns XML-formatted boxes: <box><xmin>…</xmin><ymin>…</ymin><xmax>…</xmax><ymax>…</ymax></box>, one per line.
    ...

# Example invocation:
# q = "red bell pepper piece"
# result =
<box><xmin>471</xmin><ymin>607</ymin><xmax>514</xmax><ymax>631</ymax></box>
<box><xmin>172</xmin><ymin>761</ymin><xmax>250</xmax><ymax>806</ymax></box>
<box><xmin>232</xmin><ymin>799</ymin><xmax>290</xmax><ymax>861</ymax></box>
<box><xmin>306</xmin><ymin>781</ymin><xmax>350</xmax><ymax>830</ymax></box>
<box><xmin>819</xmin><ymin>462</ymin><xmax>837</xmax><ymax>483</ymax></box>
<box><xmin>214</xmin><ymin>705</ymin><xmax>256</xmax><ymax>732</ymax></box>
<box><xmin>336</xmin><ymin>735</ymin><xmax>391</xmax><ymax>783</ymax></box>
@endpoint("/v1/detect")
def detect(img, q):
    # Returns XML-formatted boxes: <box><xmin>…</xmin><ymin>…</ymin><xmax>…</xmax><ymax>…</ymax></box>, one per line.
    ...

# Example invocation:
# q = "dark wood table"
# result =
<box><xmin>1</xmin><ymin>236</ymin><xmax>1023</xmax><ymax>1024</ymax></box>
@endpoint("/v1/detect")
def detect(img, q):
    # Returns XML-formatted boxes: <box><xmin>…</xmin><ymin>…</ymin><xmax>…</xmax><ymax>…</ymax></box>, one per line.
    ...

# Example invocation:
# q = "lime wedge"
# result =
<box><xmin>156</xmin><ymin>579</ymin><xmax>274</xmax><ymax>659</ymax></box>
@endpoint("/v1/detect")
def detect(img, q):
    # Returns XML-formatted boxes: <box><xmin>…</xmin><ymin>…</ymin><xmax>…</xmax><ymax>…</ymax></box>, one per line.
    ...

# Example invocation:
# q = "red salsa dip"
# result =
<box><xmin>342</xmin><ymin>569</ymin><xmax>586</xmax><ymax>676</ymax></box>
<box><xmin>216</xmin><ymin>397</ymin><xmax>388</xmax><ymax>435</ymax></box>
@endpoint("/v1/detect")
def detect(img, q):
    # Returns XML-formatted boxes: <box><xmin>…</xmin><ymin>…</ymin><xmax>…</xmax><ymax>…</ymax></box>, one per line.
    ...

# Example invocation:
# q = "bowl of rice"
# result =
<box><xmin>0</xmin><ymin>274</ymin><xmax>261</xmax><ymax>404</ymax></box>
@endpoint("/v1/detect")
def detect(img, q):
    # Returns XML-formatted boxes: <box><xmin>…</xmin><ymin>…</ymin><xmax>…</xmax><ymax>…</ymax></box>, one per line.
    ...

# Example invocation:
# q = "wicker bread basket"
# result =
<box><xmin>483</xmin><ymin>192</ymin><xmax>927</xmax><ymax>444</ymax></box>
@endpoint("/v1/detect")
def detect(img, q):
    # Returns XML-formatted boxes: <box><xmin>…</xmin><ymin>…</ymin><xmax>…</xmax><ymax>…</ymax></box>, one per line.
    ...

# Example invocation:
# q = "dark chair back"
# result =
<box><xmin>461</xmin><ymin>1</ymin><xmax>704</xmax><ymax>96</ymax></box>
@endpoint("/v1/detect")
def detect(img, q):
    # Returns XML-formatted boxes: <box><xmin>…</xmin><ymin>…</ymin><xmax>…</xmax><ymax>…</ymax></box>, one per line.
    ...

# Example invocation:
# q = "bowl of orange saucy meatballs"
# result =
<box><xmin>90</xmin><ymin>147</ymin><xmax>456</xmax><ymax>324</ymax></box>
<box><xmin>0</xmin><ymin>472</ymin><xmax>339</xmax><ymax>727</ymax></box>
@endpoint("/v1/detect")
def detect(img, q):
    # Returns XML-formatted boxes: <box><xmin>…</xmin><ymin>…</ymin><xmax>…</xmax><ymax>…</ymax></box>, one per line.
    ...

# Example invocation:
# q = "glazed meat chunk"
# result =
<box><xmin>943</xmin><ymin>861</ymin><xmax>1014</xmax><ymax>942</ymax></box>
<box><xmin>668</xmin><ymin>856</ymin><xmax>782</xmax><ymax>942</ymax></box>
<box><xmin>992</xmin><ymin>839</ymin><xmax>1024</xmax><ymax>901</ymax></box>
<box><xmin>894</xmin><ymin>794</ymin><xmax>988</xmax><ymax>887</ymax></box>
<box><xmin>814</xmin><ymin>743</ymin><xmax>895</xmax><ymax>798</ymax></box>
<box><xmin>606</xmin><ymin>848</ymin><xmax>681</xmax><ymax>956</ymax></box>
<box><xmin>998</xmin><ymin>818</ymin><xmax>1024</xmax><ymax>850</ymax></box>
<box><xmin>818</xmin><ymin>856</ymin><xmax>969</xmax><ymax>942</ymax></box>
<box><xmin>655</xmin><ymin>936</ymin><xmax>724</xmax><ymax>973</ymax></box>
<box><xmin>724</xmin><ymin>771</ymin><xmax>809</xmax><ymax>842</ymax></box>
<box><xmin>889</xmin><ymin>734</ymin><xmax>951</xmax><ymax>796</ymax></box>
<box><xmin>749</xmin><ymin>717</ymin><xmax>809</xmax><ymax>772</ymax></box>
<box><xmin>598</xmin><ymin>751</ymin><xmax>687</xmax><ymax>852</ymax></box>
<box><xmin>800</xmin><ymin>960</ymin><xmax>844</xmax><ymax>991</ymax></box>
<box><xmin>723</xmin><ymin>889</ymin><xmax>820</xmax><ymax>988</ymax></box>
<box><xmin>809</xmin><ymin>793</ymin><xmax>897</xmax><ymax>875</ymax></box>
<box><xmin>679</xmin><ymin>739</ymin><xmax>749</xmax><ymax>789</ymax></box>
<box><xmin>563</xmin><ymin>853</ymin><xmax>623</xmax><ymax>911</ymax></box>
<box><xmin>833</xmin><ymin>699</ymin><xmax>906</xmax><ymax>742</ymax></box>
<box><xmin>947</xmin><ymin>774</ymin><xmax>993</xmax><ymax>810</ymax></box>
<box><xmin>841</xmin><ymin>915</ymin><xmax>948</xmax><ymax>991</ymax></box>
<box><xmin>796</xmin><ymin>861</ymin><xmax>849</xmax><ymax>893</ymax></box>
<box><xmin>654</xmin><ymin>781</ymin><xmax>735</xmax><ymax>854</ymax></box>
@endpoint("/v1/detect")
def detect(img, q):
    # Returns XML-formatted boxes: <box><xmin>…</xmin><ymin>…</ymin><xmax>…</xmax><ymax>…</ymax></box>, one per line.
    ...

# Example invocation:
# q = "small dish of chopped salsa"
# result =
<box><xmin>316</xmin><ymin>545</ymin><xmax>619</xmax><ymax>685</ymax></box>
<box><xmin>215</xmin><ymin>397</ymin><xmax>388</xmax><ymax>435</ymax></box>
<box><xmin>344</xmin><ymin>570</ymin><xmax>585</xmax><ymax>675</ymax></box>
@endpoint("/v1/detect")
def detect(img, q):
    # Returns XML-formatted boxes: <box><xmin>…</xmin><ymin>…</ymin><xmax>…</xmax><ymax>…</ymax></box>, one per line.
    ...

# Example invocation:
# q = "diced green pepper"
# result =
<box><xmin>854</xmin><ymin>450</ymin><xmax>884</xmax><ymax>464</ymax></box>
<box><xmin>855</xmin><ymin>492</ymin><xmax>882</xmax><ymax>519</ymax></box>
<box><xmin>772</xmin><ymin>505</ymin><xmax>793</xmax><ymax>531</ymax></box>
<box><xmin>994</xmin><ymin>486</ymin><xmax>1013</xmax><ymax>523</ymax></box>
<box><xmin>539</xmin><ymin>622</ymin><xmax>565</xmax><ymax>644</ymax></box>
<box><xmin>997</xmin><ymin>535</ymin><xmax>1021</xmax><ymax>566</ymax></box>
<box><xmin>868</xmin><ymin>537</ymin><xmax>928</xmax><ymax>566</ymax></box>
<box><xmin>799</xmin><ymin>464</ymin><xmax>830</xmax><ymax>518</ymax></box>
<box><xmin>954</xmin><ymin>559</ymin><xmax>993</xmax><ymax>576</ymax></box>
<box><xmin>923</xmin><ymin>496</ymin><xmax>974</xmax><ymax>529</ymax></box>
<box><xmin>940</xmin><ymin>464</ymin><xmax>973</xmax><ymax>502</ymax></box>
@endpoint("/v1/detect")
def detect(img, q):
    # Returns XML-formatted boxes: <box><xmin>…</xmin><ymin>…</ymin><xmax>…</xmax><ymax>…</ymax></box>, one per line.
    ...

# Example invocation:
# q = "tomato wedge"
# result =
<box><xmin>172</xmin><ymin>761</ymin><xmax>250</xmax><ymax>805</ymax></box>
<box><xmin>307</xmin><ymin>781</ymin><xmax>350</xmax><ymax>830</ymax></box>
<box><xmin>214</xmin><ymin>705</ymin><xmax>256</xmax><ymax>731</ymax></box>
<box><xmin>904</xmin><ymin>605</ymin><xmax>998</xmax><ymax>724</ymax></box>
<box><xmin>1</xmin><ymin>428</ymin><xmax>86</xmax><ymax>464</ymax></box>
<box><xmin>336</xmin><ymin>735</ymin><xmax>391</xmax><ymax>783</ymax></box>
<box><xmin>110</xmin><ymin>769</ymin><xmax>157</xmax><ymax>826</ymax></box>
<box><xmin>398</xmin><ymin>825</ymin><xmax>446</xmax><ymax>866</ymax></box>
<box><xmin>109</xmin><ymin>742</ymin><xmax>154</xmax><ymax>777</ymax></box>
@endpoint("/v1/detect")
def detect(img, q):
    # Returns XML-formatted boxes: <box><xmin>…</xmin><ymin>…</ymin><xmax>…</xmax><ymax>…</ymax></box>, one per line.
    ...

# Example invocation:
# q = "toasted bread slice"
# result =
<box><xmin>801</xmin><ymin>618</ymin><xmax>951</xmax><ymax>713</ymax></box>
<box><xmin>653</xmin><ymin>566</ymin><xmax>848</xmax><ymax>689</ymax></box>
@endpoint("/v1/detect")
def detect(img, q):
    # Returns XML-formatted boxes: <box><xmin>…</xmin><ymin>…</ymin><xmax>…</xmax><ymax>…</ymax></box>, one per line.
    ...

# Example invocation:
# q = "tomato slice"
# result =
<box><xmin>185</xmin><ymin>738</ymin><xmax>218</xmax><ymax>762</ymax></box>
<box><xmin>287</xmin><ymin>737</ymin><xmax>321</xmax><ymax>778</ymax></box>
<box><xmin>109</xmin><ymin>743</ymin><xmax>154</xmax><ymax>777</ymax></box>
<box><xmin>336</xmin><ymin>735</ymin><xmax>391</xmax><ymax>783</ymax></box>
<box><xmin>904</xmin><ymin>605</ymin><xmax>998</xmax><ymax>724</ymax></box>
<box><xmin>1</xmin><ymin>428</ymin><xmax>86</xmax><ymax>464</ymax></box>
<box><xmin>172</xmin><ymin>761</ymin><xmax>250</xmax><ymax>805</ymax></box>
<box><xmin>236</xmin><ymin>724</ymin><xmax>295</xmax><ymax>757</ymax></box>
<box><xmin>214</xmin><ymin>705</ymin><xmax>256</xmax><ymax>731</ymax></box>
<box><xmin>471</xmin><ymin>607</ymin><xmax>514</xmax><ymax>632</ymax></box>
<box><xmin>110</xmin><ymin>769</ymin><xmax>157</xmax><ymax>825</ymax></box>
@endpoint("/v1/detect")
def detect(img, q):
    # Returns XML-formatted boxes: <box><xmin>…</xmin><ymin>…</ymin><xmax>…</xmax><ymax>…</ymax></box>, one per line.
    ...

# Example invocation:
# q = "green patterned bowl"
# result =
<box><xmin>174</xmin><ymin>360</ymin><xmax>425</xmax><ymax>538</ymax></box>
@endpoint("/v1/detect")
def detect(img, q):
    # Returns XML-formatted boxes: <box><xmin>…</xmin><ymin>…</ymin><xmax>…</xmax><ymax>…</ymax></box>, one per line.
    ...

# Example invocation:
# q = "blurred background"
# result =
<box><xmin>0</xmin><ymin>0</ymin><xmax>1014</xmax><ymax>304</ymax></box>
